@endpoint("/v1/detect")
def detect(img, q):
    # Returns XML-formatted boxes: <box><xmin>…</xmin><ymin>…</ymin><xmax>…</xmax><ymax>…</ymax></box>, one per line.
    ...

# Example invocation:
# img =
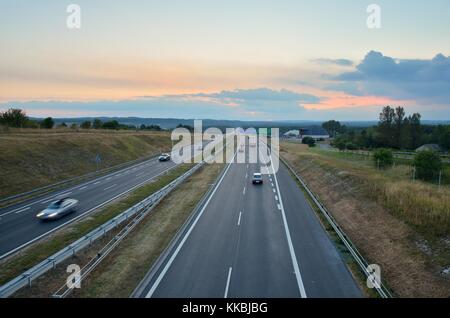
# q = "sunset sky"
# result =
<box><xmin>1</xmin><ymin>0</ymin><xmax>450</xmax><ymax>120</ymax></box>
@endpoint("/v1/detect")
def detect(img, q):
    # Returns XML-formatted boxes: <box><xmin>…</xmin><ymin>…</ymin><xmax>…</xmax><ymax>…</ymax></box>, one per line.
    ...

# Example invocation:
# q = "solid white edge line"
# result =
<box><xmin>269</xmin><ymin>151</ymin><xmax>307</xmax><ymax>298</ymax></box>
<box><xmin>224</xmin><ymin>267</ymin><xmax>233</xmax><ymax>298</ymax></box>
<box><xmin>145</xmin><ymin>151</ymin><xmax>237</xmax><ymax>298</ymax></box>
<box><xmin>0</xmin><ymin>156</ymin><xmax>160</xmax><ymax>216</ymax></box>
<box><xmin>0</xmin><ymin>164</ymin><xmax>177</xmax><ymax>261</ymax></box>
<box><xmin>14</xmin><ymin>207</ymin><xmax>31</xmax><ymax>214</ymax></box>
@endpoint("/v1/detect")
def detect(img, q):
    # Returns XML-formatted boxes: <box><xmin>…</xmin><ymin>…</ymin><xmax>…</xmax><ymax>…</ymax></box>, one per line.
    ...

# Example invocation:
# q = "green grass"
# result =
<box><xmin>310</xmin><ymin>147</ymin><xmax>450</xmax><ymax>185</ymax></box>
<box><xmin>283</xmin><ymin>142</ymin><xmax>450</xmax><ymax>237</ymax></box>
<box><xmin>0</xmin><ymin>164</ymin><xmax>192</xmax><ymax>286</ymax></box>
<box><xmin>0</xmin><ymin>130</ymin><xmax>172</xmax><ymax>198</ymax></box>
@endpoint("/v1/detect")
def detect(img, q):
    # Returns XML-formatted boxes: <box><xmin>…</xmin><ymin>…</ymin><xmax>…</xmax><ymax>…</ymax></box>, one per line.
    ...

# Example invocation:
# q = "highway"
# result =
<box><xmin>135</xmin><ymin>144</ymin><xmax>362</xmax><ymax>298</ymax></box>
<box><xmin>0</xmin><ymin>150</ymin><xmax>190</xmax><ymax>260</ymax></box>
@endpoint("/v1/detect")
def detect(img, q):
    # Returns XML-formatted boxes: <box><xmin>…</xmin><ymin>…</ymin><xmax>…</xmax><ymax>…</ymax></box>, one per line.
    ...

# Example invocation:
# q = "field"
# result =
<box><xmin>0</xmin><ymin>129</ymin><xmax>172</xmax><ymax>198</ymax></box>
<box><xmin>281</xmin><ymin>141</ymin><xmax>450</xmax><ymax>297</ymax></box>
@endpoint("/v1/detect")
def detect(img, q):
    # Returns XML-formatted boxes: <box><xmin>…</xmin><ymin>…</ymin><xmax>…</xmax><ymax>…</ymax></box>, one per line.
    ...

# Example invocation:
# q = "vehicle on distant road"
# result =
<box><xmin>252</xmin><ymin>172</ymin><xmax>263</xmax><ymax>184</ymax></box>
<box><xmin>36</xmin><ymin>198</ymin><xmax>78</xmax><ymax>220</ymax></box>
<box><xmin>158</xmin><ymin>153</ymin><xmax>171</xmax><ymax>161</ymax></box>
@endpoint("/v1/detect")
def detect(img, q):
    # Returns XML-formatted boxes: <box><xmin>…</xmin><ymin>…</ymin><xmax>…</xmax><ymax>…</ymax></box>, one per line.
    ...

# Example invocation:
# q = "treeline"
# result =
<box><xmin>0</xmin><ymin>108</ymin><xmax>163</xmax><ymax>131</ymax></box>
<box><xmin>323</xmin><ymin>106</ymin><xmax>450</xmax><ymax>151</ymax></box>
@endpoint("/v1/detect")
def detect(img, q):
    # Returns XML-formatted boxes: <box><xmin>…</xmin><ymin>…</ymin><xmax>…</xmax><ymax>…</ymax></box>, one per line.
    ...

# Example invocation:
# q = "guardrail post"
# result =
<box><xmin>49</xmin><ymin>257</ymin><xmax>56</xmax><ymax>269</ymax></box>
<box><xmin>26</xmin><ymin>274</ymin><xmax>32</xmax><ymax>287</ymax></box>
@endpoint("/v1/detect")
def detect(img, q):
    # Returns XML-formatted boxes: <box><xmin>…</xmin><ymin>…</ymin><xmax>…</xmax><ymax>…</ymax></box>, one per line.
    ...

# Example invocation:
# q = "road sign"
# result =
<box><xmin>95</xmin><ymin>154</ymin><xmax>101</xmax><ymax>170</ymax></box>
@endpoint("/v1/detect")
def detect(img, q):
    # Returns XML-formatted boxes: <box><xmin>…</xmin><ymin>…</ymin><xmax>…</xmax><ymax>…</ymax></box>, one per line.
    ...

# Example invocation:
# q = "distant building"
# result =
<box><xmin>283</xmin><ymin>127</ymin><xmax>329</xmax><ymax>140</ymax></box>
<box><xmin>284</xmin><ymin>129</ymin><xmax>300</xmax><ymax>137</ymax></box>
<box><xmin>415</xmin><ymin>144</ymin><xmax>443</xmax><ymax>152</ymax></box>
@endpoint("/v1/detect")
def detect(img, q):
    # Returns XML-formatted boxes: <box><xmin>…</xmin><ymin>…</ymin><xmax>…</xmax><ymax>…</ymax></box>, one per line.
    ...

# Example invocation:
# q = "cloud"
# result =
<box><xmin>2</xmin><ymin>88</ymin><xmax>322</xmax><ymax>120</ymax></box>
<box><xmin>138</xmin><ymin>88</ymin><xmax>321</xmax><ymax>117</ymax></box>
<box><xmin>333</xmin><ymin>51</ymin><xmax>450</xmax><ymax>104</ymax></box>
<box><xmin>313</xmin><ymin>58</ymin><xmax>354</xmax><ymax>67</ymax></box>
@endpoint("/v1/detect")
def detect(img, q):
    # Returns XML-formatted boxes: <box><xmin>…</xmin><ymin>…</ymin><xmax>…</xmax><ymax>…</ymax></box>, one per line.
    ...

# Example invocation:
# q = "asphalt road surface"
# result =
<box><xmin>136</xmin><ymin>144</ymin><xmax>362</xmax><ymax>298</ymax></box>
<box><xmin>0</xmin><ymin>141</ymin><xmax>210</xmax><ymax>260</ymax></box>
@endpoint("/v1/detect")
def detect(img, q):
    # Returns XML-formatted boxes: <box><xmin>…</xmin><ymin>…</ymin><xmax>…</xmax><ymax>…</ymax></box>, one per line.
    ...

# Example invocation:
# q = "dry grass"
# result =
<box><xmin>281</xmin><ymin>141</ymin><xmax>450</xmax><ymax>297</ymax></box>
<box><xmin>0</xmin><ymin>130</ymin><xmax>171</xmax><ymax>197</ymax></box>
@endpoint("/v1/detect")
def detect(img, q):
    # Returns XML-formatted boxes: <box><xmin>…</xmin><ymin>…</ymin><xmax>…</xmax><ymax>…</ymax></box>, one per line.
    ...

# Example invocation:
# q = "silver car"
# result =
<box><xmin>36</xmin><ymin>198</ymin><xmax>78</xmax><ymax>220</ymax></box>
<box><xmin>158</xmin><ymin>153</ymin><xmax>171</xmax><ymax>161</ymax></box>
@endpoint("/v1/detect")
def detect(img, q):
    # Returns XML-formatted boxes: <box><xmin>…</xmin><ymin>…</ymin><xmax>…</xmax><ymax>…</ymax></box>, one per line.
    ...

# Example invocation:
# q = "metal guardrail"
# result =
<box><xmin>0</xmin><ymin>161</ymin><xmax>204</xmax><ymax>298</ymax></box>
<box><xmin>130</xmin><ymin>152</ymin><xmax>232</xmax><ymax>298</ymax></box>
<box><xmin>280</xmin><ymin>156</ymin><xmax>393</xmax><ymax>298</ymax></box>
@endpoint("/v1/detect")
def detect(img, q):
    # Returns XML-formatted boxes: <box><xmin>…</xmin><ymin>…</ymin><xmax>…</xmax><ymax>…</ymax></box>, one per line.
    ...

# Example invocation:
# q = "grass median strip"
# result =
<box><xmin>0</xmin><ymin>164</ymin><xmax>192</xmax><ymax>287</ymax></box>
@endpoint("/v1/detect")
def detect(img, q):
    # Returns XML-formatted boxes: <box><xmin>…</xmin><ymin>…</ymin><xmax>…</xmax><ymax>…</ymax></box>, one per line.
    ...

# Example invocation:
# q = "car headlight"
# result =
<box><xmin>48</xmin><ymin>212</ymin><xmax>59</xmax><ymax>217</ymax></box>
<box><xmin>36</xmin><ymin>212</ymin><xmax>44</xmax><ymax>217</ymax></box>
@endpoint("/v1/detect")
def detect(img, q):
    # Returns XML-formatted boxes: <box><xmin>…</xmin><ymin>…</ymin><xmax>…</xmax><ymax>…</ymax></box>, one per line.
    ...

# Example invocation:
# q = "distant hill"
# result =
<box><xmin>30</xmin><ymin>117</ymin><xmax>450</xmax><ymax>131</ymax></box>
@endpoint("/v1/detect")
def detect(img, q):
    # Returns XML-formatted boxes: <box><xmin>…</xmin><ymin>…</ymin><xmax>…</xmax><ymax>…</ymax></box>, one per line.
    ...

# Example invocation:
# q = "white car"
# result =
<box><xmin>252</xmin><ymin>173</ymin><xmax>263</xmax><ymax>184</ymax></box>
<box><xmin>36</xmin><ymin>198</ymin><xmax>78</xmax><ymax>220</ymax></box>
<box><xmin>158</xmin><ymin>153</ymin><xmax>171</xmax><ymax>161</ymax></box>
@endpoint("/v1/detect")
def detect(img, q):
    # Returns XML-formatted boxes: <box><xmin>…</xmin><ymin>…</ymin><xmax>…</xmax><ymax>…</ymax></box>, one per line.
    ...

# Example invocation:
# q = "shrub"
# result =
<box><xmin>93</xmin><ymin>119</ymin><xmax>102</xmax><ymax>129</ymax></box>
<box><xmin>302</xmin><ymin>136</ymin><xmax>316</xmax><ymax>147</ymax></box>
<box><xmin>373</xmin><ymin>148</ymin><xmax>393</xmax><ymax>168</ymax></box>
<box><xmin>80</xmin><ymin>121</ymin><xmax>91</xmax><ymax>129</ymax></box>
<box><xmin>40</xmin><ymin>117</ymin><xmax>54</xmax><ymax>129</ymax></box>
<box><xmin>0</xmin><ymin>108</ymin><xmax>28</xmax><ymax>127</ymax></box>
<box><xmin>413</xmin><ymin>150</ymin><xmax>442</xmax><ymax>181</ymax></box>
<box><xmin>331</xmin><ymin>137</ymin><xmax>346</xmax><ymax>150</ymax></box>
<box><xmin>345</xmin><ymin>142</ymin><xmax>358</xmax><ymax>150</ymax></box>
<box><xmin>102</xmin><ymin>120</ymin><xmax>120</xmax><ymax>130</ymax></box>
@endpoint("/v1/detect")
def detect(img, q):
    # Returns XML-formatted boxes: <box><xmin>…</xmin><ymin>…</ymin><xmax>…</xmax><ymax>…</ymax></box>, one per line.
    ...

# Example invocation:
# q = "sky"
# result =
<box><xmin>1</xmin><ymin>0</ymin><xmax>450</xmax><ymax>120</ymax></box>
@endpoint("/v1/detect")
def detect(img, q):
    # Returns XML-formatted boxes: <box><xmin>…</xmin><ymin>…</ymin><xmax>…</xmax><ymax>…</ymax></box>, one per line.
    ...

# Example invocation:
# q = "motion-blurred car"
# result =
<box><xmin>36</xmin><ymin>198</ymin><xmax>78</xmax><ymax>220</ymax></box>
<box><xmin>252</xmin><ymin>173</ymin><xmax>263</xmax><ymax>184</ymax></box>
<box><xmin>158</xmin><ymin>153</ymin><xmax>171</xmax><ymax>161</ymax></box>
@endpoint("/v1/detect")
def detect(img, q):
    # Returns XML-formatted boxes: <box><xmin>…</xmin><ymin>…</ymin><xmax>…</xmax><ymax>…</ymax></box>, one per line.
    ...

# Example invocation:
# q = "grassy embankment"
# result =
<box><xmin>0</xmin><ymin>129</ymin><xmax>172</xmax><ymax>198</ymax></box>
<box><xmin>281</xmin><ymin>141</ymin><xmax>450</xmax><ymax>297</ymax></box>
